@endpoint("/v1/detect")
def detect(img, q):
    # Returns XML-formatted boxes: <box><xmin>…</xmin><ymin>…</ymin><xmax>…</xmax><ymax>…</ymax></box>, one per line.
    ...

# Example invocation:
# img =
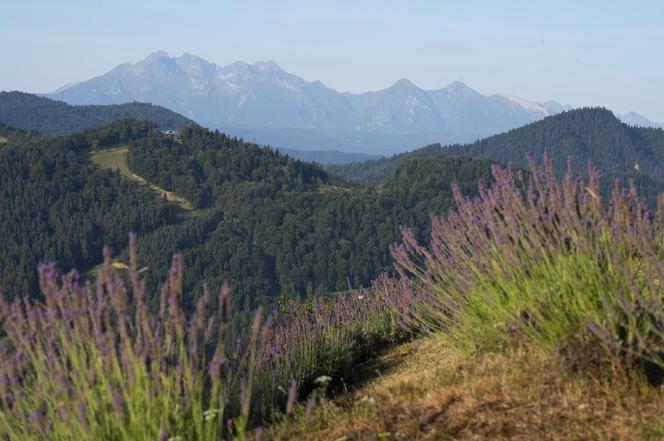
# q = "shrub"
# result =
<box><xmin>246</xmin><ymin>274</ymin><xmax>406</xmax><ymax>422</ymax></box>
<box><xmin>0</xmin><ymin>234</ymin><xmax>265</xmax><ymax>441</ymax></box>
<box><xmin>392</xmin><ymin>155</ymin><xmax>664</xmax><ymax>372</ymax></box>
<box><xmin>0</xmin><ymin>237</ymin><xmax>406</xmax><ymax>440</ymax></box>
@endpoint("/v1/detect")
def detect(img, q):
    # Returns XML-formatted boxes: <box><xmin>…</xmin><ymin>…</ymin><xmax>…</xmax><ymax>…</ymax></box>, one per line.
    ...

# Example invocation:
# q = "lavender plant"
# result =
<box><xmin>247</xmin><ymin>274</ymin><xmax>405</xmax><ymax>422</ymax></box>
<box><xmin>0</xmin><ymin>234</ymin><xmax>406</xmax><ymax>440</ymax></box>
<box><xmin>0</xmin><ymin>234</ymin><xmax>255</xmax><ymax>441</ymax></box>
<box><xmin>392</xmin><ymin>155</ymin><xmax>664</xmax><ymax>371</ymax></box>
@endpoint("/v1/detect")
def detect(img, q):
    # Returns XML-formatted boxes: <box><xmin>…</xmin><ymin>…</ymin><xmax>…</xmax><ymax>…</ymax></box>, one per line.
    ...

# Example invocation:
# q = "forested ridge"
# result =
<box><xmin>6</xmin><ymin>106</ymin><xmax>664</xmax><ymax>309</ymax></box>
<box><xmin>0</xmin><ymin>119</ymin><xmax>495</xmax><ymax>310</ymax></box>
<box><xmin>124</xmin><ymin>125</ymin><xmax>496</xmax><ymax>308</ymax></box>
<box><xmin>329</xmin><ymin>108</ymin><xmax>664</xmax><ymax>203</ymax></box>
<box><xmin>0</xmin><ymin>120</ymin><xmax>179</xmax><ymax>295</ymax></box>
<box><xmin>0</xmin><ymin>91</ymin><xmax>195</xmax><ymax>135</ymax></box>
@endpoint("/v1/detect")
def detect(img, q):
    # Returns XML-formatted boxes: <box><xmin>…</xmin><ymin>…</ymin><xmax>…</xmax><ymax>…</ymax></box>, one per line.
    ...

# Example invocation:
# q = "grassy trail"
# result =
<box><xmin>90</xmin><ymin>146</ymin><xmax>195</xmax><ymax>211</ymax></box>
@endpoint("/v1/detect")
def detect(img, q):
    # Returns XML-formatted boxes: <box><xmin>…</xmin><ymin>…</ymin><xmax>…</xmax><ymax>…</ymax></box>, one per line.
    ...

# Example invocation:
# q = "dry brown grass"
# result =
<box><xmin>263</xmin><ymin>338</ymin><xmax>664</xmax><ymax>440</ymax></box>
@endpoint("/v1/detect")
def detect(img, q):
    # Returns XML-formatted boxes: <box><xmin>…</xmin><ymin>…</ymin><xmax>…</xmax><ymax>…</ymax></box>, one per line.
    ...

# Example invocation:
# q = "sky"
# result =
<box><xmin>2</xmin><ymin>0</ymin><xmax>663</xmax><ymax>121</ymax></box>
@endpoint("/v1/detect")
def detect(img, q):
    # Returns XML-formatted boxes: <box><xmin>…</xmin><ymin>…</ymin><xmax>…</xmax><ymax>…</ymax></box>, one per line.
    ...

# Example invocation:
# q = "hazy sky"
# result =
<box><xmin>2</xmin><ymin>0</ymin><xmax>663</xmax><ymax>120</ymax></box>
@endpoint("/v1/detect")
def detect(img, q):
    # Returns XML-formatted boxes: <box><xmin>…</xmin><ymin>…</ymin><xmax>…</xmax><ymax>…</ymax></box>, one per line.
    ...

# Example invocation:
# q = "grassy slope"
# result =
<box><xmin>265</xmin><ymin>338</ymin><xmax>664</xmax><ymax>440</ymax></box>
<box><xmin>90</xmin><ymin>146</ymin><xmax>195</xmax><ymax>211</ymax></box>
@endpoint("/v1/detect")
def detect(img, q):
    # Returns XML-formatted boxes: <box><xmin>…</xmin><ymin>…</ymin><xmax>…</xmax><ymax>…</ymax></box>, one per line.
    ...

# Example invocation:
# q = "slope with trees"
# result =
<box><xmin>328</xmin><ymin>108</ymin><xmax>664</xmax><ymax>202</ymax></box>
<box><xmin>0</xmin><ymin>119</ymin><xmax>497</xmax><ymax>310</ymax></box>
<box><xmin>0</xmin><ymin>91</ymin><xmax>195</xmax><ymax>135</ymax></box>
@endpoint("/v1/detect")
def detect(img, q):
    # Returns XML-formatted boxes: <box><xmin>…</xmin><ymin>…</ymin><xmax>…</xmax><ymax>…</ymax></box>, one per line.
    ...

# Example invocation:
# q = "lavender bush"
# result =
<box><xmin>0</xmin><ymin>235</ymin><xmax>406</xmax><ymax>440</ymax></box>
<box><xmin>392</xmin><ymin>155</ymin><xmax>664</xmax><ymax>371</ymax></box>
<box><xmin>0</xmin><ymin>234</ymin><xmax>266</xmax><ymax>441</ymax></box>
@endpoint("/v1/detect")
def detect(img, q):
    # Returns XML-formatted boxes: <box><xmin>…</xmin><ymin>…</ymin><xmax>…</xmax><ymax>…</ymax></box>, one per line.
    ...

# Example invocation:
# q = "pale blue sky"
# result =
<box><xmin>2</xmin><ymin>0</ymin><xmax>663</xmax><ymax>120</ymax></box>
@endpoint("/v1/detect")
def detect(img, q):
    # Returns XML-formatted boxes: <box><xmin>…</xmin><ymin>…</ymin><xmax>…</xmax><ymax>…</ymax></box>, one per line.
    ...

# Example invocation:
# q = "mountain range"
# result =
<box><xmin>47</xmin><ymin>51</ymin><xmax>580</xmax><ymax>155</ymax></box>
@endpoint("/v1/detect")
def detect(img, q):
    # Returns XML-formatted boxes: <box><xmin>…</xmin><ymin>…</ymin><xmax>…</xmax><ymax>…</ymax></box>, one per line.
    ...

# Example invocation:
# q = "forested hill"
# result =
<box><xmin>325</xmin><ymin>147</ymin><xmax>436</xmax><ymax>186</ymax></box>
<box><xmin>0</xmin><ymin>121</ymin><xmax>36</xmax><ymax>145</ymax></box>
<box><xmin>442</xmin><ymin>107</ymin><xmax>664</xmax><ymax>180</ymax></box>
<box><xmin>0</xmin><ymin>120</ymin><xmax>179</xmax><ymax>295</ymax></box>
<box><xmin>328</xmin><ymin>108</ymin><xmax>664</xmax><ymax>195</ymax></box>
<box><xmin>0</xmin><ymin>118</ymin><xmax>497</xmax><ymax>310</ymax></box>
<box><xmin>0</xmin><ymin>91</ymin><xmax>195</xmax><ymax>135</ymax></box>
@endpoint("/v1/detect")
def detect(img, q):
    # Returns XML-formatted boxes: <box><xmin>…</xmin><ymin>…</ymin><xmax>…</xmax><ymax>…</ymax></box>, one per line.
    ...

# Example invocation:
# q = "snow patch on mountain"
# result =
<box><xmin>495</xmin><ymin>94</ymin><xmax>550</xmax><ymax>116</ymax></box>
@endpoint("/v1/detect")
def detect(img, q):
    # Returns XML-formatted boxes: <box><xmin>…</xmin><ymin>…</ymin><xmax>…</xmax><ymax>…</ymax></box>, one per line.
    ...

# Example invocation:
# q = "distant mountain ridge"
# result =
<box><xmin>0</xmin><ymin>91</ymin><xmax>195</xmax><ymax>135</ymax></box>
<box><xmin>616</xmin><ymin>112</ymin><xmax>664</xmax><ymax>129</ymax></box>
<box><xmin>48</xmin><ymin>51</ymin><xmax>574</xmax><ymax>154</ymax></box>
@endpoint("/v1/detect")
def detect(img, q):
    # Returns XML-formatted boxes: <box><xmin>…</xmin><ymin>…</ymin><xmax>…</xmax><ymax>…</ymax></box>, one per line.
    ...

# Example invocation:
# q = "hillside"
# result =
<box><xmin>328</xmin><ymin>108</ymin><xmax>664</xmax><ymax>202</ymax></box>
<box><xmin>442</xmin><ymin>107</ymin><xmax>664</xmax><ymax>179</ymax></box>
<box><xmin>266</xmin><ymin>337</ymin><xmax>664</xmax><ymax>440</ymax></box>
<box><xmin>0</xmin><ymin>91</ymin><xmax>195</xmax><ymax>135</ymax></box>
<box><xmin>0</xmin><ymin>119</ymin><xmax>179</xmax><ymax>295</ymax></box>
<box><xmin>325</xmin><ymin>147</ymin><xmax>434</xmax><ymax>186</ymax></box>
<box><xmin>277</xmin><ymin>147</ymin><xmax>380</xmax><ymax>164</ymax></box>
<box><xmin>0</xmin><ymin>118</ymin><xmax>497</xmax><ymax>308</ymax></box>
<box><xmin>4</xmin><ymin>122</ymin><xmax>664</xmax><ymax>440</ymax></box>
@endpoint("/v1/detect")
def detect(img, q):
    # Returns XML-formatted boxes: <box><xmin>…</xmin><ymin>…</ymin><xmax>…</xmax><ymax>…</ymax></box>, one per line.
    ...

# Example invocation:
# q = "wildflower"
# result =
<box><xmin>203</xmin><ymin>408</ymin><xmax>221</xmax><ymax>421</ymax></box>
<box><xmin>314</xmin><ymin>375</ymin><xmax>332</xmax><ymax>386</ymax></box>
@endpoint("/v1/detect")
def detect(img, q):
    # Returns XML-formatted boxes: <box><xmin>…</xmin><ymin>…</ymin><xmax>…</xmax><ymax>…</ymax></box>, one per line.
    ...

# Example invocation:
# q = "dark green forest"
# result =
<box><xmin>324</xmin><ymin>145</ymin><xmax>439</xmax><ymax>186</ymax></box>
<box><xmin>0</xmin><ymin>119</ymin><xmax>494</xmax><ymax>310</ymax></box>
<box><xmin>121</xmin><ymin>124</ymin><xmax>496</xmax><ymax>308</ymax></box>
<box><xmin>329</xmin><ymin>108</ymin><xmax>664</xmax><ymax>203</ymax></box>
<box><xmin>6</xmin><ymin>106</ymin><xmax>663</xmax><ymax>311</ymax></box>
<box><xmin>0</xmin><ymin>121</ymin><xmax>179</xmax><ymax>295</ymax></box>
<box><xmin>0</xmin><ymin>91</ymin><xmax>195</xmax><ymax>135</ymax></box>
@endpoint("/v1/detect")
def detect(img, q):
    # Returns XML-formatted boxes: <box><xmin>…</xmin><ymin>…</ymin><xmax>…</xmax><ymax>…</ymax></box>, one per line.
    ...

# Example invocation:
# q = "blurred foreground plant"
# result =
<box><xmin>0</xmin><ymin>233</ymin><xmax>268</xmax><ymax>441</ymax></box>
<box><xmin>0</xmin><ymin>232</ymin><xmax>408</xmax><ymax>440</ymax></box>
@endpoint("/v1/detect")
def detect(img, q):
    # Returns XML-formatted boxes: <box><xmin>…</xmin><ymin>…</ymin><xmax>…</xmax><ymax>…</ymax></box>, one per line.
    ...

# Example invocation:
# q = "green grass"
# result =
<box><xmin>442</xmin><ymin>238</ymin><xmax>642</xmax><ymax>356</ymax></box>
<box><xmin>90</xmin><ymin>146</ymin><xmax>196</xmax><ymax>212</ymax></box>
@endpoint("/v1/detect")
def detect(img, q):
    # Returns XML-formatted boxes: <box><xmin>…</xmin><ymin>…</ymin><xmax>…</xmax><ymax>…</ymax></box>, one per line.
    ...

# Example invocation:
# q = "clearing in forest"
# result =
<box><xmin>90</xmin><ymin>146</ymin><xmax>195</xmax><ymax>211</ymax></box>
